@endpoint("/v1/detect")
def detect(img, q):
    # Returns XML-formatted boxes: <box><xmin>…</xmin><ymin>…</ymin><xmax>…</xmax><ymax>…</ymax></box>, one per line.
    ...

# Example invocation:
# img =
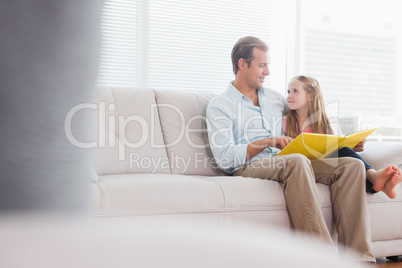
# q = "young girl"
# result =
<box><xmin>283</xmin><ymin>75</ymin><xmax>402</xmax><ymax>199</ymax></box>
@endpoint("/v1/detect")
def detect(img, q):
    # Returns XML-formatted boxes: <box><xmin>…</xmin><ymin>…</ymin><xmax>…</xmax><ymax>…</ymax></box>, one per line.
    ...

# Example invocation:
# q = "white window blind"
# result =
<box><xmin>298</xmin><ymin>0</ymin><xmax>402</xmax><ymax>139</ymax></box>
<box><xmin>97</xmin><ymin>0</ymin><xmax>139</xmax><ymax>87</ymax></box>
<box><xmin>303</xmin><ymin>28</ymin><xmax>397</xmax><ymax>117</ymax></box>
<box><xmin>97</xmin><ymin>0</ymin><xmax>272</xmax><ymax>92</ymax></box>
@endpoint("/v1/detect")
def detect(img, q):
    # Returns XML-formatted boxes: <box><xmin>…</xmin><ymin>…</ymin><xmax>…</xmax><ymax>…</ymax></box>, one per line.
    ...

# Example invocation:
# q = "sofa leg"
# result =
<box><xmin>386</xmin><ymin>256</ymin><xmax>402</xmax><ymax>262</ymax></box>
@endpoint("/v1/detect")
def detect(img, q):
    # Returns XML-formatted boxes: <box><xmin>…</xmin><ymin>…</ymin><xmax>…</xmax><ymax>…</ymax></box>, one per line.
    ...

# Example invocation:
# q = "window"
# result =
<box><xmin>296</xmin><ymin>0</ymin><xmax>402</xmax><ymax>140</ymax></box>
<box><xmin>97</xmin><ymin>0</ymin><xmax>402</xmax><ymax>141</ymax></box>
<box><xmin>97</xmin><ymin>0</ymin><xmax>279</xmax><ymax>92</ymax></box>
<box><xmin>97</xmin><ymin>0</ymin><xmax>139</xmax><ymax>87</ymax></box>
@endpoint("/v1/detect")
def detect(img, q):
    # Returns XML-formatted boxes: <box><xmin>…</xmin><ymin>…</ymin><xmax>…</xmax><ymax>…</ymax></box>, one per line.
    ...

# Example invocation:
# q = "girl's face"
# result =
<box><xmin>287</xmin><ymin>79</ymin><xmax>310</xmax><ymax>112</ymax></box>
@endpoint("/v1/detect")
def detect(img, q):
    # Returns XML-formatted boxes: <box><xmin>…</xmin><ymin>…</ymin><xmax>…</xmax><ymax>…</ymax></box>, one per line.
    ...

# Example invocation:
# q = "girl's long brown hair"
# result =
<box><xmin>286</xmin><ymin>75</ymin><xmax>333</xmax><ymax>138</ymax></box>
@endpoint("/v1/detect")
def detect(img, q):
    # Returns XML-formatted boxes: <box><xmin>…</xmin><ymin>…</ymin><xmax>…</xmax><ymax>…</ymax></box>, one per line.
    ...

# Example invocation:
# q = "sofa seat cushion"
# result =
<box><xmin>366</xmin><ymin>184</ymin><xmax>402</xmax><ymax>241</ymax></box>
<box><xmin>205</xmin><ymin>176</ymin><xmax>333</xmax><ymax>230</ymax></box>
<box><xmin>206</xmin><ymin>176</ymin><xmax>332</xmax><ymax>209</ymax></box>
<box><xmin>94</xmin><ymin>174</ymin><xmax>332</xmax><ymax>218</ymax></box>
<box><xmin>96</xmin><ymin>174</ymin><xmax>225</xmax><ymax>215</ymax></box>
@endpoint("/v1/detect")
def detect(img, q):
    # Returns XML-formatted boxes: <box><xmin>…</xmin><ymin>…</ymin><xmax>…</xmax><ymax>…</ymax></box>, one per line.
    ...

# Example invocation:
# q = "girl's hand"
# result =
<box><xmin>353</xmin><ymin>139</ymin><xmax>366</xmax><ymax>152</ymax></box>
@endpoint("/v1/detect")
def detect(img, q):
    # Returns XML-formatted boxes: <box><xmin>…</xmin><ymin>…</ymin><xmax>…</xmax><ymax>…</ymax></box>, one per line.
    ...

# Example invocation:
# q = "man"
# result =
<box><xmin>206</xmin><ymin>36</ymin><xmax>375</xmax><ymax>262</ymax></box>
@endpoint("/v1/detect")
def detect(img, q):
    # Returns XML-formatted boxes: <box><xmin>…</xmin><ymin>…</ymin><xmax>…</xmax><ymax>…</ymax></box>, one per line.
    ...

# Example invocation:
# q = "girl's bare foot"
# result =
<box><xmin>382</xmin><ymin>168</ymin><xmax>402</xmax><ymax>199</ymax></box>
<box><xmin>382</xmin><ymin>166</ymin><xmax>402</xmax><ymax>199</ymax></box>
<box><xmin>391</xmin><ymin>165</ymin><xmax>401</xmax><ymax>174</ymax></box>
<box><xmin>366</xmin><ymin>165</ymin><xmax>395</xmax><ymax>192</ymax></box>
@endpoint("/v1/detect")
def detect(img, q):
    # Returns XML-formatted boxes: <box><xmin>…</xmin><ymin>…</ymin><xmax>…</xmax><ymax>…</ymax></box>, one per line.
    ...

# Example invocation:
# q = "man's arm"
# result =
<box><xmin>207</xmin><ymin>102</ymin><xmax>293</xmax><ymax>172</ymax></box>
<box><xmin>207</xmin><ymin>105</ymin><xmax>248</xmax><ymax>172</ymax></box>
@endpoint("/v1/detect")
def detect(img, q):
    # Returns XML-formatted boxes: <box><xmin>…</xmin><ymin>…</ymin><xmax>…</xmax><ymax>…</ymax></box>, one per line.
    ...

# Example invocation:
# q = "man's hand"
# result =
<box><xmin>246</xmin><ymin>136</ymin><xmax>293</xmax><ymax>160</ymax></box>
<box><xmin>270</xmin><ymin>136</ymin><xmax>293</xmax><ymax>150</ymax></box>
<box><xmin>353</xmin><ymin>139</ymin><xmax>366</xmax><ymax>152</ymax></box>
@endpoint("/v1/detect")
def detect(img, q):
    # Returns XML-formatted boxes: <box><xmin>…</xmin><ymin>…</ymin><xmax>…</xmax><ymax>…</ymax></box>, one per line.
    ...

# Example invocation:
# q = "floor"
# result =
<box><xmin>374</xmin><ymin>257</ymin><xmax>402</xmax><ymax>267</ymax></box>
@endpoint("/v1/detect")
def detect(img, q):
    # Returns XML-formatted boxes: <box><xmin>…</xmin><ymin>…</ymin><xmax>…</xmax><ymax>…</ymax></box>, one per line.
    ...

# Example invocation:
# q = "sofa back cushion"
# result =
<box><xmin>93</xmin><ymin>87</ymin><xmax>170</xmax><ymax>175</ymax></box>
<box><xmin>155</xmin><ymin>90</ymin><xmax>226</xmax><ymax>176</ymax></box>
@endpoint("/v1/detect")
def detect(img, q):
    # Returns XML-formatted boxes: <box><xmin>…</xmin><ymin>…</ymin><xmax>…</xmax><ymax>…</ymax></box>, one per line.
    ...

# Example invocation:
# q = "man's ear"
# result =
<box><xmin>238</xmin><ymin>58</ymin><xmax>246</xmax><ymax>71</ymax></box>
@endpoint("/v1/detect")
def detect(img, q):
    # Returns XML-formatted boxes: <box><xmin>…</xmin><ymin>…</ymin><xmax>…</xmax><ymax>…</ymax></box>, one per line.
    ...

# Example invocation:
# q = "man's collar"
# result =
<box><xmin>226</xmin><ymin>82</ymin><xmax>243</xmax><ymax>103</ymax></box>
<box><xmin>226</xmin><ymin>81</ymin><xmax>265</xmax><ymax>103</ymax></box>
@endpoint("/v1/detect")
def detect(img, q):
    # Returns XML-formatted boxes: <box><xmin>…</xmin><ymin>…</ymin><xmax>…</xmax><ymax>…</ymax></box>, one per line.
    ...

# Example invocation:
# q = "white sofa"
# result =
<box><xmin>91</xmin><ymin>87</ymin><xmax>402</xmax><ymax>259</ymax></box>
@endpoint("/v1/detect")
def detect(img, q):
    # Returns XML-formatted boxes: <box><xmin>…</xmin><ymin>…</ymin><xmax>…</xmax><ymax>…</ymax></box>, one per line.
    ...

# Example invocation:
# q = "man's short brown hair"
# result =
<box><xmin>231</xmin><ymin>36</ymin><xmax>268</xmax><ymax>75</ymax></box>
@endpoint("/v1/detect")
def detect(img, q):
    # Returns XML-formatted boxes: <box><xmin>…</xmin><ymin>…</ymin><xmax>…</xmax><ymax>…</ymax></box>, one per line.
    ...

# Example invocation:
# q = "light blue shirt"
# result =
<box><xmin>206</xmin><ymin>82</ymin><xmax>288</xmax><ymax>174</ymax></box>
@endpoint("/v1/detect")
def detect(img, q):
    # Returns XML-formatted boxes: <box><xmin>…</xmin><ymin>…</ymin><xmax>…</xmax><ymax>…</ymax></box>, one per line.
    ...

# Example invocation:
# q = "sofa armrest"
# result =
<box><xmin>358</xmin><ymin>142</ymin><xmax>402</xmax><ymax>170</ymax></box>
<box><xmin>90</xmin><ymin>166</ymin><xmax>99</xmax><ymax>183</ymax></box>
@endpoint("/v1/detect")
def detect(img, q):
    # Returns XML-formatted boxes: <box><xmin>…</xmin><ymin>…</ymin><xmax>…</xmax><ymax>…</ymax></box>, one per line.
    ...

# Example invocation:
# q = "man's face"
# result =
<box><xmin>244</xmin><ymin>48</ymin><xmax>270</xmax><ymax>90</ymax></box>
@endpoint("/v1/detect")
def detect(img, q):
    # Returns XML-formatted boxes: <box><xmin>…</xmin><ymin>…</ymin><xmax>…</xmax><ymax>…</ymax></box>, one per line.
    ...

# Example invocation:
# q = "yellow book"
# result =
<box><xmin>277</xmin><ymin>128</ymin><xmax>377</xmax><ymax>160</ymax></box>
